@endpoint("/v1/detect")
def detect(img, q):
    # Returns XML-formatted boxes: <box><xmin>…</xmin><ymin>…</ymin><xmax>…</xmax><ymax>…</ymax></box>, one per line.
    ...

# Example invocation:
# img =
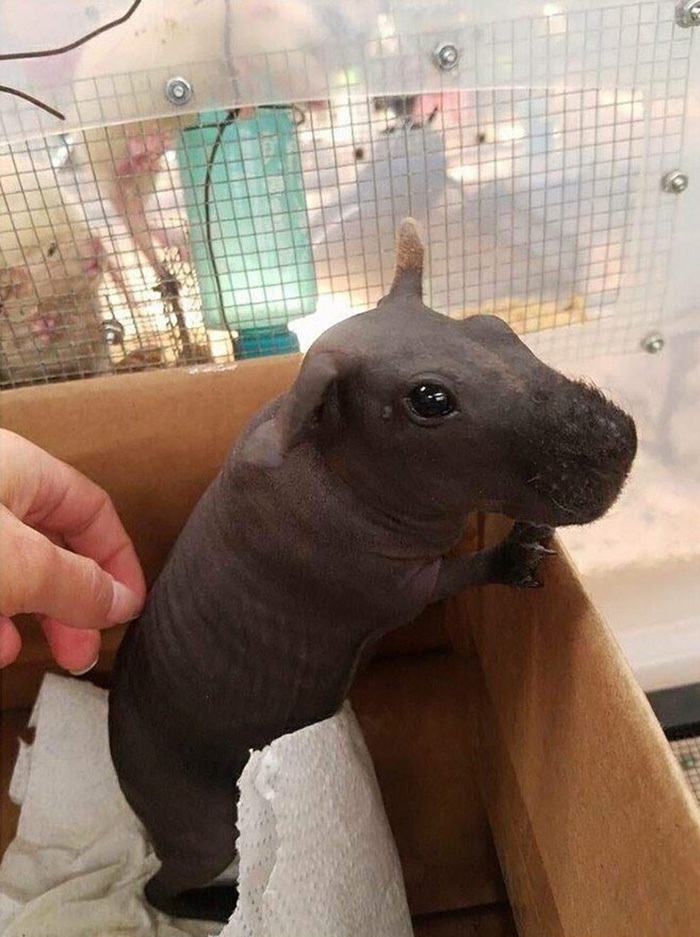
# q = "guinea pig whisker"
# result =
<box><xmin>548</xmin><ymin>494</ymin><xmax>577</xmax><ymax>516</ymax></box>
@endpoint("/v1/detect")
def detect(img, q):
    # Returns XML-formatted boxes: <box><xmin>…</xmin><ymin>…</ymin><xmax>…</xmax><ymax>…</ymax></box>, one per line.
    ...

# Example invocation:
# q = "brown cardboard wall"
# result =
<box><xmin>351</xmin><ymin>652</ymin><xmax>505</xmax><ymax>915</ymax></box>
<box><xmin>470</xmin><ymin>515</ymin><xmax>700</xmax><ymax>937</ymax></box>
<box><xmin>412</xmin><ymin>906</ymin><xmax>518</xmax><ymax>936</ymax></box>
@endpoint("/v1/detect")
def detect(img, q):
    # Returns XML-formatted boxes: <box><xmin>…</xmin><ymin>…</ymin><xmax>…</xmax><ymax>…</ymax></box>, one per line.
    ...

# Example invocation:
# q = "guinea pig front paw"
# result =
<box><xmin>494</xmin><ymin>522</ymin><xmax>556</xmax><ymax>588</ymax></box>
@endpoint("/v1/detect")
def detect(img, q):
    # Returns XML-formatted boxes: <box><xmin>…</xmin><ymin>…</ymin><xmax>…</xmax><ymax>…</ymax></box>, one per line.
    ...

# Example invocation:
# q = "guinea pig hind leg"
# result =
<box><xmin>145</xmin><ymin>874</ymin><xmax>238</xmax><ymax>923</ymax></box>
<box><xmin>144</xmin><ymin>796</ymin><xmax>238</xmax><ymax>923</ymax></box>
<box><xmin>136</xmin><ymin>768</ymin><xmax>239</xmax><ymax>921</ymax></box>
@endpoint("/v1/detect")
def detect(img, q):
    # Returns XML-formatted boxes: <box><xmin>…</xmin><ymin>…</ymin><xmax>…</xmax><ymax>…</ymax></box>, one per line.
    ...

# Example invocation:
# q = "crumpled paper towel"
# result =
<box><xmin>228</xmin><ymin>703</ymin><xmax>412</xmax><ymax>937</ymax></box>
<box><xmin>0</xmin><ymin>674</ymin><xmax>412</xmax><ymax>937</ymax></box>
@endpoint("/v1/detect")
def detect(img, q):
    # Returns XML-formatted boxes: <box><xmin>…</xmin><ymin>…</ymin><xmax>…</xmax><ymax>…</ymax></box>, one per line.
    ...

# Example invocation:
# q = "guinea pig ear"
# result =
<box><xmin>387</xmin><ymin>217</ymin><xmax>424</xmax><ymax>300</ymax></box>
<box><xmin>243</xmin><ymin>352</ymin><xmax>346</xmax><ymax>468</ymax></box>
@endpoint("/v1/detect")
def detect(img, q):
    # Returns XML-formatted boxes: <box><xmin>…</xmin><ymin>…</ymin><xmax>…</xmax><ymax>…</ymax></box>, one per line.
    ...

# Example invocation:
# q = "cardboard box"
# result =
<box><xmin>2</xmin><ymin>361</ymin><xmax>700</xmax><ymax>936</ymax></box>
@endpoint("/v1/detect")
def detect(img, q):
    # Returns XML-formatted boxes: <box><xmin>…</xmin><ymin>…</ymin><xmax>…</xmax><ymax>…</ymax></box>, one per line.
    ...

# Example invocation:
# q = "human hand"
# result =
<box><xmin>0</xmin><ymin>430</ymin><xmax>146</xmax><ymax>673</ymax></box>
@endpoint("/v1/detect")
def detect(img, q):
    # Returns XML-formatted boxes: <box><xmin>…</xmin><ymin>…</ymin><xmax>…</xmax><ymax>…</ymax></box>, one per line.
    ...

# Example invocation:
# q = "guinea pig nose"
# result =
<box><xmin>619</xmin><ymin>410</ymin><xmax>637</xmax><ymax>464</ymax></box>
<box><xmin>601</xmin><ymin>406</ymin><xmax>637</xmax><ymax>473</ymax></box>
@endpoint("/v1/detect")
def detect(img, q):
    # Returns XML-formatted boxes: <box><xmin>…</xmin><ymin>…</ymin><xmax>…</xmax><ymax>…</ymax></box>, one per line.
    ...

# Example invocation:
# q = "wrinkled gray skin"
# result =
<box><xmin>109</xmin><ymin>220</ymin><xmax>637</xmax><ymax>922</ymax></box>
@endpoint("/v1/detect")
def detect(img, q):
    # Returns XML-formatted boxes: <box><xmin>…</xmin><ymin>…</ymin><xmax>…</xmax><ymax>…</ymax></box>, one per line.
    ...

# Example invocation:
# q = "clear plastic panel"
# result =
<box><xmin>0</xmin><ymin>1</ymin><xmax>692</xmax><ymax>136</ymax></box>
<box><xmin>0</xmin><ymin>0</ymin><xmax>696</xmax><ymax>384</ymax></box>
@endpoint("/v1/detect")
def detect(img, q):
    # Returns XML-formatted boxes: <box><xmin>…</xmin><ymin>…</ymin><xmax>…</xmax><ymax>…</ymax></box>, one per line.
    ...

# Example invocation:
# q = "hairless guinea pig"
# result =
<box><xmin>109</xmin><ymin>219</ymin><xmax>637</xmax><ymax>922</ymax></box>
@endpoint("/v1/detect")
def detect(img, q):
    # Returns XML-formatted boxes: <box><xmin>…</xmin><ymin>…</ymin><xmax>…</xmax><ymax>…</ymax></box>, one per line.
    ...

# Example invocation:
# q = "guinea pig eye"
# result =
<box><xmin>406</xmin><ymin>382</ymin><xmax>457</xmax><ymax>420</ymax></box>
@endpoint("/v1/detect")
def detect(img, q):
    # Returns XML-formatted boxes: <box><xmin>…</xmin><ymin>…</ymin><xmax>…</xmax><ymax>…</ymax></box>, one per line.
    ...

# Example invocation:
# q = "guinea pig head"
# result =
<box><xmin>247</xmin><ymin>219</ymin><xmax>636</xmax><ymax>528</ymax></box>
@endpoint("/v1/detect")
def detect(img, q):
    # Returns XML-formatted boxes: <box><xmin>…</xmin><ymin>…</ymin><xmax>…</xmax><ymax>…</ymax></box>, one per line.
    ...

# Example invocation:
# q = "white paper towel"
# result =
<box><xmin>0</xmin><ymin>674</ymin><xmax>412</xmax><ymax>937</ymax></box>
<box><xmin>229</xmin><ymin>705</ymin><xmax>412</xmax><ymax>937</ymax></box>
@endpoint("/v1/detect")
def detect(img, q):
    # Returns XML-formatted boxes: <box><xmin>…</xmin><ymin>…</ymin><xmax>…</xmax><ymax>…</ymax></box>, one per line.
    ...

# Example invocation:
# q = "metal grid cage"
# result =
<box><xmin>0</xmin><ymin>0</ymin><xmax>695</xmax><ymax>388</ymax></box>
<box><xmin>670</xmin><ymin>734</ymin><xmax>700</xmax><ymax>807</ymax></box>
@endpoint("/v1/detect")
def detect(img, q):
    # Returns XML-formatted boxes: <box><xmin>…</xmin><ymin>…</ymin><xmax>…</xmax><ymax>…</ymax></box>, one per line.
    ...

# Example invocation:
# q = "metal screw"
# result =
<box><xmin>433</xmin><ymin>43</ymin><xmax>460</xmax><ymax>71</ymax></box>
<box><xmin>676</xmin><ymin>0</ymin><xmax>700</xmax><ymax>27</ymax></box>
<box><xmin>49</xmin><ymin>134</ymin><xmax>73</xmax><ymax>169</ymax></box>
<box><xmin>165</xmin><ymin>77</ymin><xmax>193</xmax><ymax>106</ymax></box>
<box><xmin>641</xmin><ymin>332</ymin><xmax>665</xmax><ymax>354</ymax></box>
<box><xmin>662</xmin><ymin>169</ymin><xmax>689</xmax><ymax>194</ymax></box>
<box><xmin>102</xmin><ymin>319</ymin><xmax>125</xmax><ymax>345</ymax></box>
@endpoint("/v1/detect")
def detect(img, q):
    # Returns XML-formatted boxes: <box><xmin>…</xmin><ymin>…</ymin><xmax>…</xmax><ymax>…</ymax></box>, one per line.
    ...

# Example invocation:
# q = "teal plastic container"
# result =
<box><xmin>177</xmin><ymin>108</ymin><xmax>317</xmax><ymax>357</ymax></box>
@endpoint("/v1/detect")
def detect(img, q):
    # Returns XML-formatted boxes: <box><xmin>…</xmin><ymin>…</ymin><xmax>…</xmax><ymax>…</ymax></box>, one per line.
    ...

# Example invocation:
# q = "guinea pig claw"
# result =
<box><xmin>525</xmin><ymin>543</ymin><xmax>556</xmax><ymax>560</ymax></box>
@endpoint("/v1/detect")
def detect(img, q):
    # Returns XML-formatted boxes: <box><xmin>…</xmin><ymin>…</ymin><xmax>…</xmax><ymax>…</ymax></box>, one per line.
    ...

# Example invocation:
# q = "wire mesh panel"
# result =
<box><xmin>0</xmin><ymin>0</ymin><xmax>695</xmax><ymax>387</ymax></box>
<box><xmin>670</xmin><ymin>735</ymin><xmax>700</xmax><ymax>807</ymax></box>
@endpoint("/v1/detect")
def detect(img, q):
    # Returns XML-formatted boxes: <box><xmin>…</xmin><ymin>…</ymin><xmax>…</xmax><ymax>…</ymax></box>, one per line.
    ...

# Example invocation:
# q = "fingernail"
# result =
<box><xmin>69</xmin><ymin>655</ymin><xmax>99</xmax><ymax>677</ymax></box>
<box><xmin>109</xmin><ymin>580</ymin><xmax>142</xmax><ymax>624</ymax></box>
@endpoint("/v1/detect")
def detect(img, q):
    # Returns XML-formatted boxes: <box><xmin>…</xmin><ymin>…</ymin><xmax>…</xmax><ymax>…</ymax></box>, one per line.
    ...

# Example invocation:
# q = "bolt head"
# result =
<box><xmin>662</xmin><ymin>170</ymin><xmax>689</xmax><ymax>194</ymax></box>
<box><xmin>672</xmin><ymin>174</ymin><xmax>689</xmax><ymax>192</ymax></box>
<box><xmin>641</xmin><ymin>332</ymin><xmax>665</xmax><ymax>354</ymax></box>
<box><xmin>165</xmin><ymin>77</ymin><xmax>193</xmax><ymax>106</ymax></box>
<box><xmin>433</xmin><ymin>43</ymin><xmax>460</xmax><ymax>71</ymax></box>
<box><xmin>103</xmin><ymin>319</ymin><xmax>125</xmax><ymax>345</ymax></box>
<box><xmin>676</xmin><ymin>0</ymin><xmax>700</xmax><ymax>26</ymax></box>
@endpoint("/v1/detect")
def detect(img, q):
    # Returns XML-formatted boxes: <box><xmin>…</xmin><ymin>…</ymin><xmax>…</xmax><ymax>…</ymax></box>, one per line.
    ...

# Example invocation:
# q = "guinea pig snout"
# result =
<box><xmin>529</xmin><ymin>379</ymin><xmax>637</xmax><ymax>525</ymax></box>
<box><xmin>569</xmin><ymin>381</ymin><xmax>637</xmax><ymax>475</ymax></box>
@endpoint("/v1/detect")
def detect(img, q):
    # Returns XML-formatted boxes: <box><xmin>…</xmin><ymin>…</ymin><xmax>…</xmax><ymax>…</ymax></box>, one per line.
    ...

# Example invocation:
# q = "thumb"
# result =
<box><xmin>0</xmin><ymin>508</ymin><xmax>142</xmax><ymax>629</ymax></box>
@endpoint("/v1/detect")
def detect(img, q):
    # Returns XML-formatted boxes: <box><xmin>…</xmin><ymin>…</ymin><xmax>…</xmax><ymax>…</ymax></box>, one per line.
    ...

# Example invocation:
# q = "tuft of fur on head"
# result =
<box><xmin>390</xmin><ymin>218</ymin><xmax>424</xmax><ymax>296</ymax></box>
<box><xmin>395</xmin><ymin>218</ymin><xmax>423</xmax><ymax>273</ymax></box>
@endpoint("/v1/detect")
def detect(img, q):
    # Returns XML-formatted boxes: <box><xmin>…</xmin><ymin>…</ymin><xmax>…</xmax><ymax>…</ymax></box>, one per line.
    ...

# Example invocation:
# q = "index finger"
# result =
<box><xmin>0</xmin><ymin>430</ymin><xmax>146</xmax><ymax>602</ymax></box>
